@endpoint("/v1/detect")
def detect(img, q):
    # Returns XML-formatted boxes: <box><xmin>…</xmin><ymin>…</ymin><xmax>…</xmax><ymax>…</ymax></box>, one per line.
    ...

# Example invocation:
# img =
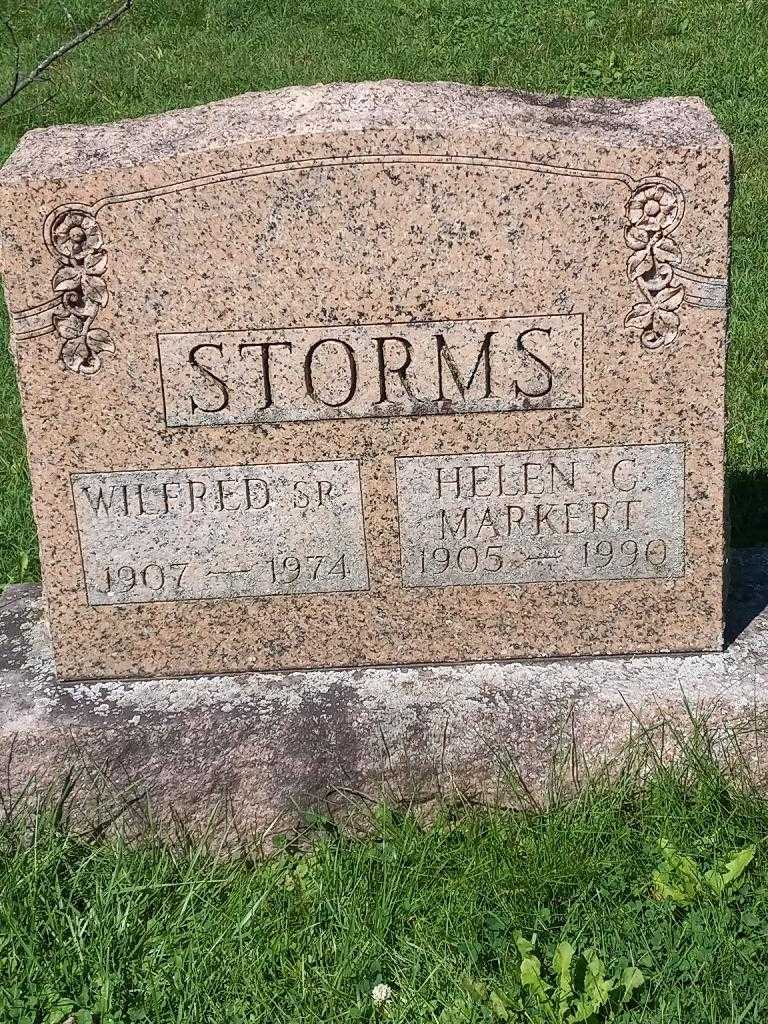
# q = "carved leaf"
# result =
<box><xmin>61</xmin><ymin>336</ymin><xmax>102</xmax><ymax>375</ymax></box>
<box><xmin>655</xmin><ymin>285</ymin><xmax>685</xmax><ymax>311</ymax></box>
<box><xmin>624</xmin><ymin>226</ymin><xmax>651</xmax><ymax>251</ymax></box>
<box><xmin>68</xmin><ymin>296</ymin><xmax>101</xmax><ymax>319</ymax></box>
<box><xmin>624</xmin><ymin>303</ymin><xmax>654</xmax><ymax>330</ymax></box>
<box><xmin>84</xmin><ymin>250</ymin><xmax>108</xmax><ymax>274</ymax></box>
<box><xmin>641</xmin><ymin>327</ymin><xmax>665</xmax><ymax>349</ymax></box>
<box><xmin>79</xmin><ymin>354</ymin><xmax>102</xmax><ymax>375</ymax></box>
<box><xmin>54</xmin><ymin>313</ymin><xmax>84</xmax><ymax>340</ymax></box>
<box><xmin>625</xmin><ymin>179</ymin><xmax>685</xmax><ymax>354</ymax></box>
<box><xmin>60</xmin><ymin>337</ymin><xmax>89</xmax><ymax>370</ymax></box>
<box><xmin>653</xmin><ymin>309</ymin><xmax>680</xmax><ymax>333</ymax></box>
<box><xmin>81</xmin><ymin>274</ymin><xmax>108</xmax><ymax>305</ymax></box>
<box><xmin>52</xmin><ymin>266</ymin><xmax>82</xmax><ymax>293</ymax></box>
<box><xmin>627</xmin><ymin>249</ymin><xmax>655</xmax><ymax>280</ymax></box>
<box><xmin>652</xmin><ymin>237</ymin><xmax>682</xmax><ymax>265</ymax></box>
<box><xmin>86</xmin><ymin>328</ymin><xmax>114</xmax><ymax>354</ymax></box>
<box><xmin>49</xmin><ymin>206</ymin><xmax>112</xmax><ymax>375</ymax></box>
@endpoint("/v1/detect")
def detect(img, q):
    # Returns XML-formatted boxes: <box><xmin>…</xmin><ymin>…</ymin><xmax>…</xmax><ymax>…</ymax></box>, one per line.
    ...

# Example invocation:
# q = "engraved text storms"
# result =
<box><xmin>158</xmin><ymin>314</ymin><xmax>583</xmax><ymax>427</ymax></box>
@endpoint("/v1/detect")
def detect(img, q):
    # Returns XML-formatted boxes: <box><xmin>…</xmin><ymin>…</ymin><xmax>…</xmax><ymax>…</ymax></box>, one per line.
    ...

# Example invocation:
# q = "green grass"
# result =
<box><xmin>0</xmin><ymin>0</ymin><xmax>767</xmax><ymax>582</ymax></box>
<box><xmin>1</xmin><ymin>730</ymin><xmax>768</xmax><ymax>1022</ymax></box>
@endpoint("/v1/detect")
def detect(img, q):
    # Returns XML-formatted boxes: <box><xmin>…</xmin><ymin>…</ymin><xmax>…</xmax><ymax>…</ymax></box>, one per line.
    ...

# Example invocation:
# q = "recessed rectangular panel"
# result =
<box><xmin>72</xmin><ymin>461</ymin><xmax>369</xmax><ymax>604</ymax></box>
<box><xmin>157</xmin><ymin>314</ymin><xmax>583</xmax><ymax>427</ymax></box>
<box><xmin>396</xmin><ymin>443</ymin><xmax>684</xmax><ymax>588</ymax></box>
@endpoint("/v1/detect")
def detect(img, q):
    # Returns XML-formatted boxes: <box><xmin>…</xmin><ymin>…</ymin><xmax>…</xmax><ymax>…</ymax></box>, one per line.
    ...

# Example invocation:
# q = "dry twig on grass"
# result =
<box><xmin>0</xmin><ymin>0</ymin><xmax>133</xmax><ymax>110</ymax></box>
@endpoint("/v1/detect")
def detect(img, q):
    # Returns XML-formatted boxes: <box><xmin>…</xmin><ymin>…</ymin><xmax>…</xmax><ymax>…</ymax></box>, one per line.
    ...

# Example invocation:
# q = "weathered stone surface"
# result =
<box><xmin>73</xmin><ymin>461</ymin><xmax>369</xmax><ymax>603</ymax></box>
<box><xmin>396</xmin><ymin>443</ymin><xmax>685</xmax><ymax>587</ymax></box>
<box><xmin>0</xmin><ymin>81</ymin><xmax>730</xmax><ymax>679</ymax></box>
<box><xmin>0</xmin><ymin>548</ymin><xmax>766</xmax><ymax>835</ymax></box>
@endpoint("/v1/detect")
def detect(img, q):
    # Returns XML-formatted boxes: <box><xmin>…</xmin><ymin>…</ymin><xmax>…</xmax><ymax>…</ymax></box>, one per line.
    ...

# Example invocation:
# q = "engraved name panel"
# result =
<box><xmin>157</xmin><ymin>314</ymin><xmax>583</xmax><ymax>427</ymax></box>
<box><xmin>396</xmin><ymin>443</ymin><xmax>684</xmax><ymax>588</ymax></box>
<box><xmin>72</xmin><ymin>461</ymin><xmax>369</xmax><ymax>605</ymax></box>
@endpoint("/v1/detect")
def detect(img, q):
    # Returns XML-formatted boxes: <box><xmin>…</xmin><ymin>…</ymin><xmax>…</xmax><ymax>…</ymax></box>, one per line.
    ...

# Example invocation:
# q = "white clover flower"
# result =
<box><xmin>372</xmin><ymin>982</ymin><xmax>394</xmax><ymax>1006</ymax></box>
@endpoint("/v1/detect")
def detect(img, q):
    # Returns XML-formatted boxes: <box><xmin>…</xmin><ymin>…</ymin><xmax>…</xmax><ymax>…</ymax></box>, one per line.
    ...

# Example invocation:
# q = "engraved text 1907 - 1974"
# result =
<box><xmin>72</xmin><ymin>460</ymin><xmax>369</xmax><ymax>605</ymax></box>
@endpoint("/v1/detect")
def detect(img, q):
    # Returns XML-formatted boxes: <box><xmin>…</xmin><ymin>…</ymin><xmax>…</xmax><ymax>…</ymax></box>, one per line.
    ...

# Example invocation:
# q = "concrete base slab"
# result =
<box><xmin>2</xmin><ymin>548</ymin><xmax>768</xmax><ymax>835</ymax></box>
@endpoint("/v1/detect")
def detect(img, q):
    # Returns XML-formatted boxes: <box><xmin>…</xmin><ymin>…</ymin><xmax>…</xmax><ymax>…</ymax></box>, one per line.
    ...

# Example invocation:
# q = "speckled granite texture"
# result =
<box><xmin>0</xmin><ymin>81</ymin><xmax>730</xmax><ymax>680</ymax></box>
<box><xmin>0</xmin><ymin>547</ymin><xmax>766</xmax><ymax>833</ymax></box>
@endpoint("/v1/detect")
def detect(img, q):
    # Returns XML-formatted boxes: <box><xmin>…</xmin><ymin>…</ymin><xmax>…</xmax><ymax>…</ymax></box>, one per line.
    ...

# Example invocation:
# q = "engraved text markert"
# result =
<box><xmin>395</xmin><ymin>443</ymin><xmax>685</xmax><ymax>587</ymax></box>
<box><xmin>72</xmin><ymin>461</ymin><xmax>370</xmax><ymax>604</ymax></box>
<box><xmin>157</xmin><ymin>314</ymin><xmax>584</xmax><ymax>426</ymax></box>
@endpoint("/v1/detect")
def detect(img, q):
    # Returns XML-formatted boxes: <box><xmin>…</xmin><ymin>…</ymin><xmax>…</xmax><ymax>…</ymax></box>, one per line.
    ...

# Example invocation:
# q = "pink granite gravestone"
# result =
<box><xmin>0</xmin><ymin>81</ymin><xmax>730</xmax><ymax>681</ymax></box>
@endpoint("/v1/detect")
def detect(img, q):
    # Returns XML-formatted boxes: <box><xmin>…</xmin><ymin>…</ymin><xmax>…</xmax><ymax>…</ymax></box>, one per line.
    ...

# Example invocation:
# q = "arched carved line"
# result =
<box><xmin>15</xmin><ymin>152</ymin><xmax>726</xmax><ymax>371</ymax></box>
<box><xmin>89</xmin><ymin>153</ymin><xmax>641</xmax><ymax>214</ymax></box>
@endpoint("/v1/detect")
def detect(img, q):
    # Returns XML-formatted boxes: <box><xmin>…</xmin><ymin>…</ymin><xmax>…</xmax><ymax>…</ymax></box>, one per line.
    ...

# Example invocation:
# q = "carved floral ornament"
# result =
<box><xmin>43</xmin><ymin>204</ymin><xmax>113</xmax><ymax>374</ymax></box>
<box><xmin>623</xmin><ymin>179</ymin><xmax>686</xmax><ymax>350</ymax></box>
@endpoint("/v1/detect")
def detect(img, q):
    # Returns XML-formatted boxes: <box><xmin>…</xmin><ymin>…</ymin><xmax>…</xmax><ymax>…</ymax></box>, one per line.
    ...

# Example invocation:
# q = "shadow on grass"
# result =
<box><xmin>729</xmin><ymin>470</ymin><xmax>768</xmax><ymax>548</ymax></box>
<box><xmin>724</xmin><ymin>474</ymin><xmax>768</xmax><ymax>644</ymax></box>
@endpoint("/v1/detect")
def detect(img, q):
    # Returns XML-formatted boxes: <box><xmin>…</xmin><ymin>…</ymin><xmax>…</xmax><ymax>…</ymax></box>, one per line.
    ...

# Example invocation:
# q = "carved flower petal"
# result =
<box><xmin>53</xmin><ymin>239</ymin><xmax>78</xmax><ymax>259</ymax></box>
<box><xmin>53</xmin><ymin>211</ymin><xmax>84</xmax><ymax>238</ymax></box>
<box><xmin>81</xmin><ymin>219</ymin><xmax>103</xmax><ymax>253</ymax></box>
<box><xmin>627</xmin><ymin>198</ymin><xmax>646</xmax><ymax>223</ymax></box>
